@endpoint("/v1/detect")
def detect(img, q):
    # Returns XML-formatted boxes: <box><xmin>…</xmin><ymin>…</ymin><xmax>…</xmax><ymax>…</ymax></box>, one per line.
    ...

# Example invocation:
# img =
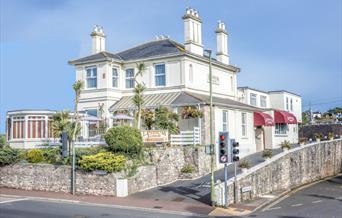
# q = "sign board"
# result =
<box><xmin>141</xmin><ymin>130</ymin><xmax>168</xmax><ymax>143</ymax></box>
<box><xmin>241</xmin><ymin>186</ymin><xmax>252</xmax><ymax>193</ymax></box>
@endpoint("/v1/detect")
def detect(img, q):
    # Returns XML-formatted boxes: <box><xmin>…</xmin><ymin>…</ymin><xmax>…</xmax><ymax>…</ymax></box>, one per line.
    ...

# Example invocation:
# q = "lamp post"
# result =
<box><xmin>205</xmin><ymin>49</ymin><xmax>216</xmax><ymax>206</ymax></box>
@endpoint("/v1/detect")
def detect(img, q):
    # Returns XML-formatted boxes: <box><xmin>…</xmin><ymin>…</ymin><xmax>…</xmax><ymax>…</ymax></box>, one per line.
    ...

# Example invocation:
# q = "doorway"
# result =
<box><xmin>255</xmin><ymin>126</ymin><xmax>265</xmax><ymax>152</ymax></box>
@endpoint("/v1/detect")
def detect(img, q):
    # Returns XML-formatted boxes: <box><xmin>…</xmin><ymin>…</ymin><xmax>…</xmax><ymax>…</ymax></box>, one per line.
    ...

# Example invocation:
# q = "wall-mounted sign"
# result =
<box><xmin>141</xmin><ymin>130</ymin><xmax>169</xmax><ymax>143</ymax></box>
<box><xmin>241</xmin><ymin>186</ymin><xmax>252</xmax><ymax>193</ymax></box>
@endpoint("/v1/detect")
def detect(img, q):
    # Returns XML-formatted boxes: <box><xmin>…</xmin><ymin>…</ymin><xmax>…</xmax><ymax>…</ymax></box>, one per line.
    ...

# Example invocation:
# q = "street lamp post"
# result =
<box><xmin>205</xmin><ymin>49</ymin><xmax>216</xmax><ymax>206</ymax></box>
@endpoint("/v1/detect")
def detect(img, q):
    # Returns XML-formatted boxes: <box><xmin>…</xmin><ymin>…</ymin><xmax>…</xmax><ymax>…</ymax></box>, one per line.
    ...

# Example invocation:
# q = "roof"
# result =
<box><xmin>268</xmin><ymin>90</ymin><xmax>301</xmax><ymax>97</ymax></box>
<box><xmin>68</xmin><ymin>39</ymin><xmax>240</xmax><ymax>72</ymax></box>
<box><xmin>109</xmin><ymin>91</ymin><xmax>261</xmax><ymax>112</ymax></box>
<box><xmin>69</xmin><ymin>39</ymin><xmax>185</xmax><ymax>65</ymax></box>
<box><xmin>238</xmin><ymin>86</ymin><xmax>268</xmax><ymax>94</ymax></box>
<box><xmin>109</xmin><ymin>92</ymin><xmax>180</xmax><ymax>111</ymax></box>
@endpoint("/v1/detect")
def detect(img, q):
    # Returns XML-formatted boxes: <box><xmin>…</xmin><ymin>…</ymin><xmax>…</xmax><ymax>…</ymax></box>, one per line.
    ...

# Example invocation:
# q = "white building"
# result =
<box><xmin>6</xmin><ymin>8</ymin><xmax>302</xmax><ymax>163</ymax></box>
<box><xmin>238</xmin><ymin>87</ymin><xmax>301</xmax><ymax>151</ymax></box>
<box><xmin>67</xmin><ymin>9</ymin><xmax>264</xmax><ymax>163</ymax></box>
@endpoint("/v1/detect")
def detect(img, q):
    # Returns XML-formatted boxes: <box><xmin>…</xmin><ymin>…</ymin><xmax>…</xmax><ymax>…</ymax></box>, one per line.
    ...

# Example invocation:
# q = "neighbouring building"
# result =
<box><xmin>237</xmin><ymin>87</ymin><xmax>301</xmax><ymax>151</ymax></box>
<box><xmin>6</xmin><ymin>8</ymin><xmax>302</xmax><ymax>165</ymax></box>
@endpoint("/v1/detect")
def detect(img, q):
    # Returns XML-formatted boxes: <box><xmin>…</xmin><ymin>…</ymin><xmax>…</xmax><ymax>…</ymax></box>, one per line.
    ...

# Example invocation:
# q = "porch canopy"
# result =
<box><xmin>274</xmin><ymin>110</ymin><xmax>297</xmax><ymax>124</ymax></box>
<box><xmin>109</xmin><ymin>91</ymin><xmax>260</xmax><ymax>112</ymax></box>
<box><xmin>254</xmin><ymin>112</ymin><xmax>274</xmax><ymax>127</ymax></box>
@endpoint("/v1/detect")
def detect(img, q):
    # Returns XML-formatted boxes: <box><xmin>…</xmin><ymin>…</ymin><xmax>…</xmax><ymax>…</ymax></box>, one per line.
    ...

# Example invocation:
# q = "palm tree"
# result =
<box><xmin>133</xmin><ymin>63</ymin><xmax>146</xmax><ymax>129</ymax></box>
<box><xmin>52</xmin><ymin>111</ymin><xmax>71</xmax><ymax>138</ymax></box>
<box><xmin>72</xmin><ymin>80</ymin><xmax>83</xmax><ymax>140</ymax></box>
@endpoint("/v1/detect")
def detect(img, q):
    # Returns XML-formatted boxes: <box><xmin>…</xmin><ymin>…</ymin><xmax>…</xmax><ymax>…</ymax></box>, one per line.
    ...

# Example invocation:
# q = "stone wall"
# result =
<box><xmin>127</xmin><ymin>146</ymin><xmax>211</xmax><ymax>194</ymax></box>
<box><xmin>0</xmin><ymin>146</ymin><xmax>211</xmax><ymax>196</ymax></box>
<box><xmin>0</xmin><ymin>163</ymin><xmax>123</xmax><ymax>195</ymax></box>
<box><xmin>216</xmin><ymin>139</ymin><xmax>342</xmax><ymax>205</ymax></box>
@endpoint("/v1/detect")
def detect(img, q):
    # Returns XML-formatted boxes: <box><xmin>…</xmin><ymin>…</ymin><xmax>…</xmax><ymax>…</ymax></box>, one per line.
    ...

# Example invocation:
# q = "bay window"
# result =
<box><xmin>86</xmin><ymin>66</ymin><xmax>97</xmax><ymax>88</ymax></box>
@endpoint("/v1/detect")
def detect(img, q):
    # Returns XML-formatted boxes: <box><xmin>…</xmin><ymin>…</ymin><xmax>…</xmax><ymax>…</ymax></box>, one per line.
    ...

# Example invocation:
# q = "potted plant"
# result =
<box><xmin>181</xmin><ymin>106</ymin><xmax>203</xmax><ymax>119</ymax></box>
<box><xmin>328</xmin><ymin>132</ymin><xmax>334</xmax><ymax>141</ymax></box>
<box><xmin>238</xmin><ymin>159</ymin><xmax>251</xmax><ymax>173</ymax></box>
<box><xmin>262</xmin><ymin>149</ymin><xmax>273</xmax><ymax>162</ymax></box>
<box><xmin>299</xmin><ymin>138</ymin><xmax>306</xmax><ymax>146</ymax></box>
<box><xmin>280</xmin><ymin>140</ymin><xmax>291</xmax><ymax>152</ymax></box>
<box><xmin>314</xmin><ymin>133</ymin><xmax>322</xmax><ymax>142</ymax></box>
<box><xmin>180</xmin><ymin>165</ymin><xmax>194</xmax><ymax>179</ymax></box>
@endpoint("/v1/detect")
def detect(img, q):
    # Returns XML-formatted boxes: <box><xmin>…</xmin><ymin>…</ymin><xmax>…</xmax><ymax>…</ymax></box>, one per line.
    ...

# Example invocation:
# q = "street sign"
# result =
<box><xmin>141</xmin><ymin>130</ymin><xmax>168</xmax><ymax>143</ymax></box>
<box><xmin>241</xmin><ymin>186</ymin><xmax>252</xmax><ymax>193</ymax></box>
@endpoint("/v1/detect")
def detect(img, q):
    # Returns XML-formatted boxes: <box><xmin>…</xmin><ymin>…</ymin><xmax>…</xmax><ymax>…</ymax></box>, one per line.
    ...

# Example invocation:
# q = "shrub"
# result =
<box><xmin>181</xmin><ymin>165</ymin><xmax>194</xmax><ymax>173</ymax></box>
<box><xmin>238</xmin><ymin>159</ymin><xmax>251</xmax><ymax>169</ymax></box>
<box><xmin>0</xmin><ymin>146</ymin><xmax>21</xmax><ymax>166</ymax></box>
<box><xmin>78</xmin><ymin>152</ymin><xmax>126</xmax><ymax>173</ymax></box>
<box><xmin>26</xmin><ymin>149</ymin><xmax>44</xmax><ymax>163</ymax></box>
<box><xmin>314</xmin><ymin>133</ymin><xmax>323</xmax><ymax>140</ymax></box>
<box><xmin>262</xmin><ymin>149</ymin><xmax>273</xmax><ymax>159</ymax></box>
<box><xmin>104</xmin><ymin>126</ymin><xmax>143</xmax><ymax>155</ymax></box>
<box><xmin>76</xmin><ymin>146</ymin><xmax>106</xmax><ymax>162</ymax></box>
<box><xmin>41</xmin><ymin>147</ymin><xmax>62</xmax><ymax>164</ymax></box>
<box><xmin>0</xmin><ymin>134</ymin><xmax>6</xmax><ymax>148</ymax></box>
<box><xmin>280</xmin><ymin>140</ymin><xmax>291</xmax><ymax>150</ymax></box>
<box><xmin>328</xmin><ymin>132</ymin><xmax>334</xmax><ymax>139</ymax></box>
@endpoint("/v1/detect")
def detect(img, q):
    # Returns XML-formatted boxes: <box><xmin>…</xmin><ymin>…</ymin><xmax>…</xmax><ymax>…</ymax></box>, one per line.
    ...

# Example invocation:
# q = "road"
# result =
<box><xmin>251</xmin><ymin>175</ymin><xmax>342</xmax><ymax>218</ymax></box>
<box><xmin>130</xmin><ymin>147</ymin><xmax>284</xmax><ymax>205</ymax></box>
<box><xmin>0</xmin><ymin>196</ymin><xmax>204</xmax><ymax>218</ymax></box>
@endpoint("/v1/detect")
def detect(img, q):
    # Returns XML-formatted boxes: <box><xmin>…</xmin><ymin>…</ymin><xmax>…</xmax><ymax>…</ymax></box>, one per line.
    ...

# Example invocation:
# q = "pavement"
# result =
<box><xmin>131</xmin><ymin>147</ymin><xmax>285</xmax><ymax>206</ymax></box>
<box><xmin>250</xmin><ymin>175</ymin><xmax>342</xmax><ymax>218</ymax></box>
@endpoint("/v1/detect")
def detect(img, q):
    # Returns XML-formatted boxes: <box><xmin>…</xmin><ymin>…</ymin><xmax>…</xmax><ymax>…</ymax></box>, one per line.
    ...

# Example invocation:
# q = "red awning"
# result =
<box><xmin>274</xmin><ymin>110</ymin><xmax>297</xmax><ymax>124</ymax></box>
<box><xmin>254</xmin><ymin>112</ymin><xmax>275</xmax><ymax>127</ymax></box>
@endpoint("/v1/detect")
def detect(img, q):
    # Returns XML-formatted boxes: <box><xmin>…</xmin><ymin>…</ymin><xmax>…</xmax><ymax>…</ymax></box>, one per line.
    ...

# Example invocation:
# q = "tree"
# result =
<box><xmin>154</xmin><ymin>106</ymin><xmax>179</xmax><ymax>134</ymax></box>
<box><xmin>141</xmin><ymin>109</ymin><xmax>154</xmax><ymax>130</ymax></box>
<box><xmin>72</xmin><ymin>80</ymin><xmax>83</xmax><ymax>140</ymax></box>
<box><xmin>133</xmin><ymin>63</ymin><xmax>146</xmax><ymax>129</ymax></box>
<box><xmin>52</xmin><ymin>111</ymin><xmax>71</xmax><ymax>138</ymax></box>
<box><xmin>98</xmin><ymin>103</ymin><xmax>107</xmax><ymax>135</ymax></box>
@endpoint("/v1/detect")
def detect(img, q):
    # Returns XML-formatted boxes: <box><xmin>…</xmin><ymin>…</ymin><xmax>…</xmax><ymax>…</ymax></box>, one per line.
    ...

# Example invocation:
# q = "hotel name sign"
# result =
<box><xmin>141</xmin><ymin>130</ymin><xmax>169</xmax><ymax>143</ymax></box>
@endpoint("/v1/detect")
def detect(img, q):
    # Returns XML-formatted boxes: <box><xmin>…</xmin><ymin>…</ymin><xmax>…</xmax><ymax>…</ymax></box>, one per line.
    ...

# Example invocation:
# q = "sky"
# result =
<box><xmin>1</xmin><ymin>0</ymin><xmax>341</xmax><ymax>133</ymax></box>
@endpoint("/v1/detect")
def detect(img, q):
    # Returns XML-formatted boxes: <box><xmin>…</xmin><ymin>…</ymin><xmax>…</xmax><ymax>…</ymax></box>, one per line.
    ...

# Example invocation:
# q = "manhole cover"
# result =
<box><xmin>153</xmin><ymin>206</ymin><xmax>163</xmax><ymax>209</ymax></box>
<box><xmin>172</xmin><ymin>197</ymin><xmax>185</xmax><ymax>202</ymax></box>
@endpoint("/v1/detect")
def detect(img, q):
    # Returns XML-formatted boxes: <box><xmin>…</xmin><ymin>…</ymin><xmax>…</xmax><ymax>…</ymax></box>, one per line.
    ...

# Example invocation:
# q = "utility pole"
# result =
<box><xmin>205</xmin><ymin>49</ymin><xmax>216</xmax><ymax>206</ymax></box>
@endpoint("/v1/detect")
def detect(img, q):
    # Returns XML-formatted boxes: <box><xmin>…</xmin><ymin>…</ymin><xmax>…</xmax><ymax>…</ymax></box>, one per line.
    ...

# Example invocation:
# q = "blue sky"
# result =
<box><xmin>1</xmin><ymin>0</ymin><xmax>341</xmax><ymax>133</ymax></box>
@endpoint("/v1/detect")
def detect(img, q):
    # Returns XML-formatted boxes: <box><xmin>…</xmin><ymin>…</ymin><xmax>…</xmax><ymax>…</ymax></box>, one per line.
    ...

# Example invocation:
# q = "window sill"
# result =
<box><xmin>275</xmin><ymin>134</ymin><xmax>288</xmax><ymax>137</ymax></box>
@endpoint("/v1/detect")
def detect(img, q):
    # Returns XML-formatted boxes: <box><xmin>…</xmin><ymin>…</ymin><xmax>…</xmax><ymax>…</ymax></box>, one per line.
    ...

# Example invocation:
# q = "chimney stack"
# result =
<box><xmin>182</xmin><ymin>8</ymin><xmax>203</xmax><ymax>56</ymax></box>
<box><xmin>215</xmin><ymin>20</ymin><xmax>229</xmax><ymax>65</ymax></box>
<box><xmin>90</xmin><ymin>25</ymin><xmax>106</xmax><ymax>54</ymax></box>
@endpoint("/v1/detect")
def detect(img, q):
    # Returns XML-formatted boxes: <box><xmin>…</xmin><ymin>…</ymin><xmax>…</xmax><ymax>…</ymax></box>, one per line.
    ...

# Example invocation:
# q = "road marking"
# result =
<box><xmin>265</xmin><ymin>206</ymin><xmax>281</xmax><ymax>211</ymax></box>
<box><xmin>312</xmin><ymin>200</ymin><xmax>322</xmax><ymax>204</ymax></box>
<box><xmin>0</xmin><ymin>198</ymin><xmax>28</xmax><ymax>204</ymax></box>
<box><xmin>291</xmin><ymin>204</ymin><xmax>303</xmax><ymax>207</ymax></box>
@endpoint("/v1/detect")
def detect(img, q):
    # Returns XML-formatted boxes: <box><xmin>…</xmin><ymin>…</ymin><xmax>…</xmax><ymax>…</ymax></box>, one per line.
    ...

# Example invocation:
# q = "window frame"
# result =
<box><xmin>250</xmin><ymin>93</ymin><xmax>257</xmax><ymax>106</ymax></box>
<box><xmin>260</xmin><ymin>95</ymin><xmax>267</xmax><ymax>108</ymax></box>
<box><xmin>125</xmin><ymin>68</ymin><xmax>135</xmax><ymax>89</ymax></box>
<box><xmin>290</xmin><ymin>98</ymin><xmax>293</xmax><ymax>111</ymax></box>
<box><xmin>275</xmin><ymin>123</ymin><xmax>288</xmax><ymax>135</ymax></box>
<box><xmin>85</xmin><ymin>66</ymin><xmax>97</xmax><ymax>89</ymax></box>
<box><xmin>222</xmin><ymin>110</ymin><xmax>228</xmax><ymax>132</ymax></box>
<box><xmin>155</xmin><ymin>63</ymin><xmax>166</xmax><ymax>87</ymax></box>
<box><xmin>286</xmin><ymin>97</ymin><xmax>289</xmax><ymax>111</ymax></box>
<box><xmin>112</xmin><ymin>68</ymin><xmax>119</xmax><ymax>88</ymax></box>
<box><xmin>241</xmin><ymin>112</ymin><xmax>247</xmax><ymax>137</ymax></box>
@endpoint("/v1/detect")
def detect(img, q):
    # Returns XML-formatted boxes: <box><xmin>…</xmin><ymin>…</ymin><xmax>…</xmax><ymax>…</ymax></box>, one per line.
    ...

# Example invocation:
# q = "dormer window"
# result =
<box><xmin>86</xmin><ymin>66</ymin><xmax>97</xmax><ymax>88</ymax></box>
<box><xmin>155</xmin><ymin>64</ymin><xmax>166</xmax><ymax>86</ymax></box>
<box><xmin>125</xmin><ymin>69</ymin><xmax>135</xmax><ymax>88</ymax></box>
<box><xmin>250</xmin><ymin>93</ymin><xmax>257</xmax><ymax>106</ymax></box>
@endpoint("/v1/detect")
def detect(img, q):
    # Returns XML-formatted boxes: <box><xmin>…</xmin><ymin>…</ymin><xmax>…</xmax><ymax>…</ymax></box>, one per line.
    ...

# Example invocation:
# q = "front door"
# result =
<box><xmin>255</xmin><ymin>127</ymin><xmax>264</xmax><ymax>152</ymax></box>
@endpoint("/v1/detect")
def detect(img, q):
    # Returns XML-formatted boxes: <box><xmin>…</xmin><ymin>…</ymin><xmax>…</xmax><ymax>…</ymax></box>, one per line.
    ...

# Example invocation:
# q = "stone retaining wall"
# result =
<box><xmin>0</xmin><ymin>146</ymin><xmax>211</xmax><ymax>196</ymax></box>
<box><xmin>216</xmin><ymin>139</ymin><xmax>342</xmax><ymax>205</ymax></box>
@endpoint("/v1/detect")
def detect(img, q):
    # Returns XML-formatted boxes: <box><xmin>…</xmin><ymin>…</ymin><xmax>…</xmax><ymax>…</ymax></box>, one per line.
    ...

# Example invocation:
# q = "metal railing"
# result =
<box><xmin>170</xmin><ymin>127</ymin><xmax>201</xmax><ymax>145</ymax></box>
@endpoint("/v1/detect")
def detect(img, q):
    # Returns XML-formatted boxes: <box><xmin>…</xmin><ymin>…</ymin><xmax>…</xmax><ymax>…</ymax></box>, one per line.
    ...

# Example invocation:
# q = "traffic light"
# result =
<box><xmin>59</xmin><ymin>131</ymin><xmax>68</xmax><ymax>158</ymax></box>
<box><xmin>218</xmin><ymin>132</ymin><xmax>229</xmax><ymax>163</ymax></box>
<box><xmin>231</xmin><ymin>139</ymin><xmax>239</xmax><ymax>162</ymax></box>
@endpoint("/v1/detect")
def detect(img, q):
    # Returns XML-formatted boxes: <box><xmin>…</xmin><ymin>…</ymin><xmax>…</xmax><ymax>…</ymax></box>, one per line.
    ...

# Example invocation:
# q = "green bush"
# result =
<box><xmin>280</xmin><ymin>140</ymin><xmax>291</xmax><ymax>150</ymax></box>
<box><xmin>181</xmin><ymin>165</ymin><xmax>194</xmax><ymax>173</ymax></box>
<box><xmin>0</xmin><ymin>146</ymin><xmax>21</xmax><ymax>166</ymax></box>
<box><xmin>26</xmin><ymin>149</ymin><xmax>44</xmax><ymax>163</ymax></box>
<box><xmin>262</xmin><ymin>149</ymin><xmax>273</xmax><ymax>159</ymax></box>
<box><xmin>238</xmin><ymin>159</ymin><xmax>251</xmax><ymax>169</ymax></box>
<box><xmin>78</xmin><ymin>152</ymin><xmax>126</xmax><ymax>172</ymax></box>
<box><xmin>0</xmin><ymin>134</ymin><xmax>6</xmax><ymax>148</ymax></box>
<box><xmin>41</xmin><ymin>147</ymin><xmax>62</xmax><ymax>164</ymax></box>
<box><xmin>104</xmin><ymin>126</ymin><xmax>143</xmax><ymax>155</ymax></box>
